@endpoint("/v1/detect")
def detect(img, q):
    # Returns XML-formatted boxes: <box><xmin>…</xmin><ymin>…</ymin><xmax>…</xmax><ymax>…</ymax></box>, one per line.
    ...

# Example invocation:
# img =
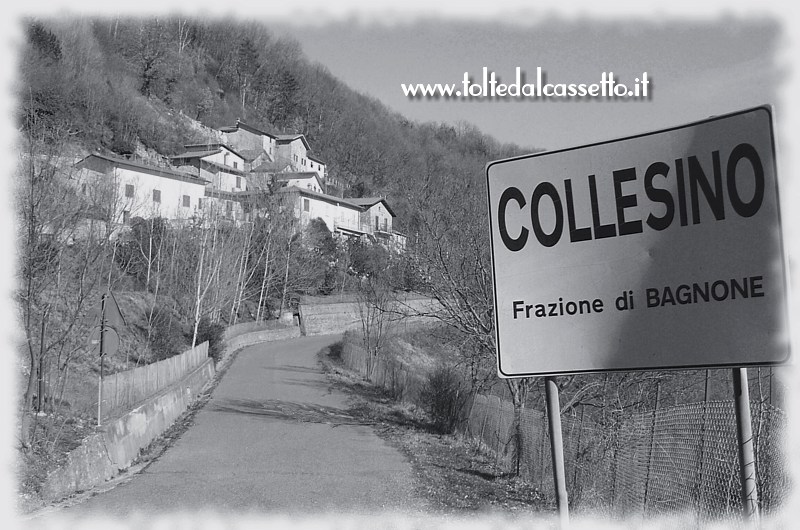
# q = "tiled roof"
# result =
<box><xmin>277</xmin><ymin>186</ymin><xmax>363</xmax><ymax>210</ymax></box>
<box><xmin>275</xmin><ymin>134</ymin><xmax>311</xmax><ymax>150</ymax></box>
<box><xmin>75</xmin><ymin>153</ymin><xmax>208</xmax><ymax>185</ymax></box>
<box><xmin>349</xmin><ymin>197</ymin><xmax>396</xmax><ymax>217</ymax></box>
<box><xmin>171</xmin><ymin>149</ymin><xmax>222</xmax><ymax>160</ymax></box>
<box><xmin>274</xmin><ymin>172</ymin><xmax>320</xmax><ymax>181</ymax></box>
<box><xmin>181</xmin><ymin>142</ymin><xmax>246</xmax><ymax>160</ymax></box>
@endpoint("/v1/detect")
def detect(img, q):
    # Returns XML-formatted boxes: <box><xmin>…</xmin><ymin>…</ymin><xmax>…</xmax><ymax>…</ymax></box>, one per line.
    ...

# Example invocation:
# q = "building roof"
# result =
<box><xmin>274</xmin><ymin>172</ymin><xmax>321</xmax><ymax>181</ymax></box>
<box><xmin>249</xmin><ymin>160</ymin><xmax>286</xmax><ymax>173</ymax></box>
<box><xmin>230</xmin><ymin>120</ymin><xmax>278</xmax><ymax>139</ymax></box>
<box><xmin>171</xmin><ymin>148</ymin><xmax>222</xmax><ymax>160</ymax></box>
<box><xmin>275</xmin><ymin>134</ymin><xmax>311</xmax><ymax>151</ymax></box>
<box><xmin>75</xmin><ymin>153</ymin><xmax>208</xmax><ymax>185</ymax></box>
<box><xmin>307</xmin><ymin>154</ymin><xmax>326</xmax><ymax>165</ymax></box>
<box><xmin>171</xmin><ymin>149</ymin><xmax>246</xmax><ymax>176</ymax></box>
<box><xmin>349</xmin><ymin>197</ymin><xmax>396</xmax><ymax>217</ymax></box>
<box><xmin>277</xmin><ymin>186</ymin><xmax>363</xmax><ymax>211</ymax></box>
<box><xmin>180</xmin><ymin>142</ymin><xmax>246</xmax><ymax>160</ymax></box>
<box><xmin>237</xmin><ymin>148</ymin><xmax>264</xmax><ymax>163</ymax></box>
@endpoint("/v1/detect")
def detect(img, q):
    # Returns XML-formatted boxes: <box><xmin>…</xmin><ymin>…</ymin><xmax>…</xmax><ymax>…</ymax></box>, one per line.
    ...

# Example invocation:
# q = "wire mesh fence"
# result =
<box><xmin>337</xmin><ymin>337</ymin><xmax>789</xmax><ymax>522</ymax></box>
<box><xmin>464</xmin><ymin>393</ymin><xmax>788</xmax><ymax>523</ymax></box>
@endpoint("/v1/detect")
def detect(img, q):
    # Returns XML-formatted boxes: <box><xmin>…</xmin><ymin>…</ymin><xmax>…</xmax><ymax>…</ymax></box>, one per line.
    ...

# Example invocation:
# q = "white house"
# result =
<box><xmin>349</xmin><ymin>197</ymin><xmax>395</xmax><ymax>235</ymax></box>
<box><xmin>275</xmin><ymin>134</ymin><xmax>327</xmax><ymax>181</ymax></box>
<box><xmin>275</xmin><ymin>186</ymin><xmax>365</xmax><ymax>238</ymax></box>
<box><xmin>275</xmin><ymin>172</ymin><xmax>325</xmax><ymax>193</ymax></box>
<box><xmin>219</xmin><ymin>120</ymin><xmax>278</xmax><ymax>167</ymax></box>
<box><xmin>74</xmin><ymin>153</ymin><xmax>208</xmax><ymax>224</ymax></box>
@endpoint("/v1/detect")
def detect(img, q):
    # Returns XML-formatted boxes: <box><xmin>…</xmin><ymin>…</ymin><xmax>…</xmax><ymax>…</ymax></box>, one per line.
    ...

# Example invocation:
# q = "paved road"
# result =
<box><xmin>35</xmin><ymin>334</ymin><xmax>428</xmax><ymax>523</ymax></box>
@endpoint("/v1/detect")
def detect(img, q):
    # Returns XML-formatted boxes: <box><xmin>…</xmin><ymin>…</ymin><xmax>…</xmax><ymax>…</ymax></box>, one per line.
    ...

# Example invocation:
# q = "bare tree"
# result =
<box><xmin>17</xmin><ymin>115</ymin><xmax>115</xmax><ymax>449</ymax></box>
<box><xmin>355</xmin><ymin>274</ymin><xmax>397</xmax><ymax>379</ymax></box>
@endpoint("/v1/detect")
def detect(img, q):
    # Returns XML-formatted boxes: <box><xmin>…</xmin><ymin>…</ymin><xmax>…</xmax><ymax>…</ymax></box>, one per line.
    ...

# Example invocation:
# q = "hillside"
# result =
<box><xmin>16</xmin><ymin>15</ymin><xmax>539</xmax><ymax>502</ymax></box>
<box><xmin>20</xmin><ymin>16</ymin><xmax>532</xmax><ymax>230</ymax></box>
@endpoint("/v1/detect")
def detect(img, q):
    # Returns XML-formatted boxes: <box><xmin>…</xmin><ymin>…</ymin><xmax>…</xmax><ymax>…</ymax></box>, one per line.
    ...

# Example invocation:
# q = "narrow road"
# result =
<box><xmin>40</xmin><ymin>334</ymin><xmax>428</xmax><ymax>521</ymax></box>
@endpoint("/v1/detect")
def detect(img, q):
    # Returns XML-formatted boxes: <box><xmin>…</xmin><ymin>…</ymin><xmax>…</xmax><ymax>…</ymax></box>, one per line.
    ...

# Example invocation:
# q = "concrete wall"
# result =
<box><xmin>40</xmin><ymin>324</ymin><xmax>301</xmax><ymax>503</ymax></box>
<box><xmin>218</xmin><ymin>326</ymin><xmax>301</xmax><ymax>370</ymax></box>
<box><xmin>298</xmin><ymin>296</ymin><xmax>442</xmax><ymax>336</ymax></box>
<box><xmin>41</xmin><ymin>358</ymin><xmax>215</xmax><ymax>502</ymax></box>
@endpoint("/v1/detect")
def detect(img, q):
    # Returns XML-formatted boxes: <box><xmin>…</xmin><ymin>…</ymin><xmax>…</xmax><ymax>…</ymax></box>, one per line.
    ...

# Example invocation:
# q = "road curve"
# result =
<box><xmin>37</xmin><ymin>334</ymin><xmax>429</xmax><ymax>523</ymax></box>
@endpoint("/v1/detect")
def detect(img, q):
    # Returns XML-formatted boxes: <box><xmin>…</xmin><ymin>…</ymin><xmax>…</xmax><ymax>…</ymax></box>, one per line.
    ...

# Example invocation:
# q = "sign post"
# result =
<box><xmin>486</xmin><ymin>106</ymin><xmax>787</xmax><ymax>520</ymax></box>
<box><xmin>732</xmin><ymin>367</ymin><xmax>759</xmax><ymax>519</ymax></box>
<box><xmin>545</xmin><ymin>376</ymin><xmax>569</xmax><ymax>526</ymax></box>
<box><xmin>88</xmin><ymin>291</ymin><xmax>125</xmax><ymax>426</ymax></box>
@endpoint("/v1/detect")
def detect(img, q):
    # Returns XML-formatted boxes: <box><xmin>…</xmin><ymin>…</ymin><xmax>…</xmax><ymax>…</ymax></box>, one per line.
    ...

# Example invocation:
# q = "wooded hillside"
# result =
<box><xmin>20</xmin><ymin>16</ymin><xmax>530</xmax><ymax>227</ymax></box>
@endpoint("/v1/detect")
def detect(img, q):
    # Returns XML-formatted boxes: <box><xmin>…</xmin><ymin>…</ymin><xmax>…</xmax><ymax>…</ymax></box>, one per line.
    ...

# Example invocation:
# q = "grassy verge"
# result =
<box><xmin>317</xmin><ymin>342</ymin><xmax>547</xmax><ymax>516</ymax></box>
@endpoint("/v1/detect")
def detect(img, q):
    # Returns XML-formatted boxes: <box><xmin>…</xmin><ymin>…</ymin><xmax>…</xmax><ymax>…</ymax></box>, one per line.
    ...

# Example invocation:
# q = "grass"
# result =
<box><xmin>317</xmin><ymin>340</ymin><xmax>548</xmax><ymax>516</ymax></box>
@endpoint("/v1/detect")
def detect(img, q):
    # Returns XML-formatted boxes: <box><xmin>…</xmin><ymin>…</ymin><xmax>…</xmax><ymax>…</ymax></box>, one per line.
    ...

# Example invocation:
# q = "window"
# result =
<box><xmin>226</xmin><ymin>201</ymin><xmax>233</xmax><ymax>216</ymax></box>
<box><xmin>233</xmin><ymin>161</ymin><xmax>238</xmax><ymax>169</ymax></box>
<box><xmin>375</xmin><ymin>216</ymin><xmax>379</xmax><ymax>230</ymax></box>
<box><xmin>182</xmin><ymin>195</ymin><xmax>190</xmax><ymax>208</ymax></box>
<box><xmin>303</xmin><ymin>198</ymin><xmax>310</xmax><ymax>212</ymax></box>
<box><xmin>153</xmin><ymin>189</ymin><xmax>161</xmax><ymax>203</ymax></box>
<box><xmin>122</xmin><ymin>210</ymin><xmax>130</xmax><ymax>224</ymax></box>
<box><xmin>236</xmin><ymin>176</ymin><xmax>242</xmax><ymax>189</ymax></box>
<box><xmin>125</xmin><ymin>184</ymin><xmax>134</xmax><ymax>198</ymax></box>
<box><xmin>197</xmin><ymin>198</ymin><xmax>203</xmax><ymax>210</ymax></box>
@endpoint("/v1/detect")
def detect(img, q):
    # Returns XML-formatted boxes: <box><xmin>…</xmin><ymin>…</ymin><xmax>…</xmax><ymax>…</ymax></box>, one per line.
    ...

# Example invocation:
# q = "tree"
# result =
<box><xmin>235</xmin><ymin>38</ymin><xmax>259</xmax><ymax>115</ymax></box>
<box><xmin>355</xmin><ymin>273</ymin><xmax>396</xmax><ymax>379</ymax></box>
<box><xmin>16</xmin><ymin>112</ymin><xmax>116</xmax><ymax>450</ymax></box>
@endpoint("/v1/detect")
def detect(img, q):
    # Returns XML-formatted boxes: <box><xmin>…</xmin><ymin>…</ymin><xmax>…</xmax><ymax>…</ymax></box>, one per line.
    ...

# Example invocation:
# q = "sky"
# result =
<box><xmin>3</xmin><ymin>0</ymin><xmax>800</xmax><ymax>527</ymax></box>
<box><xmin>269</xmin><ymin>15</ymin><xmax>784</xmax><ymax>152</ymax></box>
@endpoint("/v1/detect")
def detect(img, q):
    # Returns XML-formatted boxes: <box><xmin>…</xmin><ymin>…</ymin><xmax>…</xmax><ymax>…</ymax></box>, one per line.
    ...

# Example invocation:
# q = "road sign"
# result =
<box><xmin>88</xmin><ymin>325</ymin><xmax>120</xmax><ymax>357</ymax></box>
<box><xmin>486</xmin><ymin>106</ymin><xmax>789</xmax><ymax>377</ymax></box>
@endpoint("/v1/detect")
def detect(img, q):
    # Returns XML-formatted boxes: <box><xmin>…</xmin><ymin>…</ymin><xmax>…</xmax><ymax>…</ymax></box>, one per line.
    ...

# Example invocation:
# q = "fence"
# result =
<box><xmin>98</xmin><ymin>341</ymin><xmax>209</xmax><ymax>421</ymax></box>
<box><xmin>340</xmin><ymin>340</ymin><xmax>427</xmax><ymax>402</ymax></box>
<box><xmin>464</xmin><ymin>393</ymin><xmax>788</xmax><ymax>523</ymax></box>
<box><xmin>337</xmin><ymin>339</ymin><xmax>789</xmax><ymax>523</ymax></box>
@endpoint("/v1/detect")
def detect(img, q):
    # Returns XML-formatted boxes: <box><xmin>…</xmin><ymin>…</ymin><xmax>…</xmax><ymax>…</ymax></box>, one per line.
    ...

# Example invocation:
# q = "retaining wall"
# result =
<box><xmin>40</xmin><ymin>324</ymin><xmax>301</xmax><ymax>503</ymax></box>
<box><xmin>299</xmin><ymin>295</ymin><xmax>442</xmax><ymax>336</ymax></box>
<box><xmin>41</xmin><ymin>358</ymin><xmax>215</xmax><ymax>501</ymax></box>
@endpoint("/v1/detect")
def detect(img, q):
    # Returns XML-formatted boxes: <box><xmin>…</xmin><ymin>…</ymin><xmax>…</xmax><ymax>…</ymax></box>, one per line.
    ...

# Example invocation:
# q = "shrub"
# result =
<box><xmin>327</xmin><ymin>341</ymin><xmax>343</xmax><ymax>360</ymax></box>
<box><xmin>149</xmin><ymin>306</ymin><xmax>187</xmax><ymax>361</ymax></box>
<box><xmin>418</xmin><ymin>363</ymin><xmax>469</xmax><ymax>434</ymax></box>
<box><xmin>195</xmin><ymin>316</ymin><xmax>226</xmax><ymax>363</ymax></box>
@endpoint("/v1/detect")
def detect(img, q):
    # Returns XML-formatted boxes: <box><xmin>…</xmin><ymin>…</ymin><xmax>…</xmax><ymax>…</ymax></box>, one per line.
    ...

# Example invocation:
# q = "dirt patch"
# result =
<box><xmin>318</xmin><ymin>347</ymin><xmax>548</xmax><ymax>517</ymax></box>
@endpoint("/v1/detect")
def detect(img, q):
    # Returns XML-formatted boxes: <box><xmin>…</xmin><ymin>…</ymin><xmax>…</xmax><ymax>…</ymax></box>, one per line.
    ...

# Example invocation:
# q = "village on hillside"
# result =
<box><xmin>74</xmin><ymin>119</ymin><xmax>406</xmax><ymax>253</ymax></box>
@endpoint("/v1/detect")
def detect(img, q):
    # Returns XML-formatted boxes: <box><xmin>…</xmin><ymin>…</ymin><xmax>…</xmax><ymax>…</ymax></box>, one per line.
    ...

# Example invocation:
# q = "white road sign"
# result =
<box><xmin>486</xmin><ymin>106</ymin><xmax>789</xmax><ymax>377</ymax></box>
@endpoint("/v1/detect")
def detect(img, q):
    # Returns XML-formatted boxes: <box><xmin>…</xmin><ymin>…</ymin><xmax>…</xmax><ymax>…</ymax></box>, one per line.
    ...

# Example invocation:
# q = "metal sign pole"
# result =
<box><xmin>732</xmin><ymin>367</ymin><xmax>759</xmax><ymax>520</ymax></box>
<box><xmin>97</xmin><ymin>293</ymin><xmax>106</xmax><ymax>427</ymax></box>
<box><xmin>545</xmin><ymin>376</ymin><xmax>569</xmax><ymax>528</ymax></box>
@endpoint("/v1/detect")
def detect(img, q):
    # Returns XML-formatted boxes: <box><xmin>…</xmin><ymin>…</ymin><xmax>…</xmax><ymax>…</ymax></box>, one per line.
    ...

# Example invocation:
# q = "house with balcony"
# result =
<box><xmin>170</xmin><ymin>142</ymin><xmax>249</xmax><ymax>223</ymax></box>
<box><xmin>170</xmin><ymin>143</ymin><xmax>247</xmax><ymax>192</ymax></box>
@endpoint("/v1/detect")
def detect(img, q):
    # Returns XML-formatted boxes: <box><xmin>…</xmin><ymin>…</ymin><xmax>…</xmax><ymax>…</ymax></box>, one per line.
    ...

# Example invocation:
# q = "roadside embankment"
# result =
<box><xmin>298</xmin><ymin>293</ymin><xmax>442</xmax><ymax>335</ymax></box>
<box><xmin>39</xmin><ymin>322</ymin><xmax>300</xmax><ymax>503</ymax></box>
